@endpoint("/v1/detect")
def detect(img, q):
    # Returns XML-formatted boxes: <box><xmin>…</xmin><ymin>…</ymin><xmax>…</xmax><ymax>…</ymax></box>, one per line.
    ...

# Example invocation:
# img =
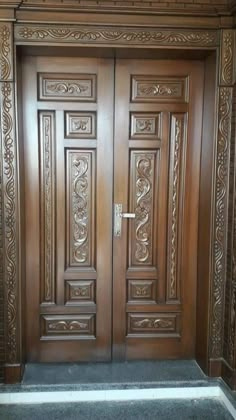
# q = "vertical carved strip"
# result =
<box><xmin>0</xmin><ymin>23</ymin><xmax>13</xmax><ymax>82</ymax></box>
<box><xmin>0</xmin><ymin>81</ymin><xmax>18</xmax><ymax>364</ymax></box>
<box><xmin>167</xmin><ymin>114</ymin><xmax>185</xmax><ymax>301</ymax></box>
<box><xmin>67</xmin><ymin>150</ymin><xmax>95</xmax><ymax>268</ymax></box>
<box><xmin>210</xmin><ymin>87</ymin><xmax>232</xmax><ymax>358</ymax></box>
<box><xmin>130</xmin><ymin>151</ymin><xmax>157</xmax><ymax>266</ymax></box>
<box><xmin>39</xmin><ymin>112</ymin><xmax>55</xmax><ymax>303</ymax></box>
<box><xmin>220</xmin><ymin>30</ymin><xmax>234</xmax><ymax>86</ymax></box>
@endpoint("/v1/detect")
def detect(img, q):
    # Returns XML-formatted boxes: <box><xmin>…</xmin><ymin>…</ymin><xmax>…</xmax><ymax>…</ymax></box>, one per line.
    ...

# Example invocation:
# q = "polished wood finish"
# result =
<box><xmin>23</xmin><ymin>56</ymin><xmax>114</xmax><ymax>361</ymax></box>
<box><xmin>113</xmin><ymin>59</ymin><xmax>204</xmax><ymax>359</ymax></box>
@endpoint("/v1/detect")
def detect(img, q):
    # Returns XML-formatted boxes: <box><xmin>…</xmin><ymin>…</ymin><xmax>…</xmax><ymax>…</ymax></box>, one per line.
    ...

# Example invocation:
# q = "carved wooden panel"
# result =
<box><xmin>128</xmin><ymin>280</ymin><xmax>155</xmax><ymax>302</ymax></box>
<box><xmin>131</xmin><ymin>76</ymin><xmax>187</xmax><ymax>103</ymax></box>
<box><xmin>167</xmin><ymin>114</ymin><xmax>186</xmax><ymax>302</ymax></box>
<box><xmin>65</xmin><ymin>280</ymin><xmax>95</xmax><ymax>304</ymax></box>
<box><xmin>130</xmin><ymin>113</ymin><xmax>160</xmax><ymax>139</ymax></box>
<box><xmin>39</xmin><ymin>112</ymin><xmax>55</xmax><ymax>304</ymax></box>
<box><xmin>38</xmin><ymin>73</ymin><xmax>96</xmax><ymax>101</ymax></box>
<box><xmin>66</xmin><ymin>150</ymin><xmax>95</xmax><ymax>268</ymax></box>
<box><xmin>220</xmin><ymin>30</ymin><xmax>235</xmax><ymax>86</ymax></box>
<box><xmin>129</xmin><ymin>151</ymin><xmax>158</xmax><ymax>267</ymax></box>
<box><xmin>127</xmin><ymin>313</ymin><xmax>180</xmax><ymax>336</ymax></box>
<box><xmin>0</xmin><ymin>23</ymin><xmax>13</xmax><ymax>82</ymax></box>
<box><xmin>15</xmin><ymin>25</ymin><xmax>219</xmax><ymax>48</ymax></box>
<box><xmin>41</xmin><ymin>314</ymin><xmax>95</xmax><ymax>339</ymax></box>
<box><xmin>65</xmin><ymin>112</ymin><xmax>96</xmax><ymax>139</ymax></box>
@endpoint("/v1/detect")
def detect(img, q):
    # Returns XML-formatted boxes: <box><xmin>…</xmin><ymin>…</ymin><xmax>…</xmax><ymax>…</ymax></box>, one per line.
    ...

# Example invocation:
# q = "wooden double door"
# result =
<box><xmin>22</xmin><ymin>55</ymin><xmax>204</xmax><ymax>362</ymax></box>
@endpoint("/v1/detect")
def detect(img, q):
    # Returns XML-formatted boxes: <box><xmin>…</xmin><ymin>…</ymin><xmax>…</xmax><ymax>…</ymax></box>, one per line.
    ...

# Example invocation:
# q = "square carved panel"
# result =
<box><xmin>38</xmin><ymin>73</ymin><xmax>97</xmax><ymax>101</ymax></box>
<box><xmin>40</xmin><ymin>314</ymin><xmax>95</xmax><ymax>340</ymax></box>
<box><xmin>131</xmin><ymin>76</ymin><xmax>187</xmax><ymax>103</ymax></box>
<box><xmin>65</xmin><ymin>112</ymin><xmax>96</xmax><ymax>138</ymax></box>
<box><xmin>127</xmin><ymin>280</ymin><xmax>156</xmax><ymax>302</ymax></box>
<box><xmin>65</xmin><ymin>280</ymin><xmax>95</xmax><ymax>304</ymax></box>
<box><xmin>130</xmin><ymin>113</ymin><xmax>160</xmax><ymax>139</ymax></box>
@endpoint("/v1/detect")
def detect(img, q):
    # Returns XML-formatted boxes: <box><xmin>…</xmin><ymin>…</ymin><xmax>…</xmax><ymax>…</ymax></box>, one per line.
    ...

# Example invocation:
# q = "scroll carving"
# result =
<box><xmin>167</xmin><ymin>115</ymin><xmax>185</xmax><ymax>301</ymax></box>
<box><xmin>38</xmin><ymin>73</ymin><xmax>96</xmax><ymax>101</ymax></box>
<box><xmin>65</xmin><ymin>280</ymin><xmax>95</xmax><ymax>303</ymax></box>
<box><xmin>39</xmin><ymin>112</ymin><xmax>55</xmax><ymax>303</ymax></box>
<box><xmin>0</xmin><ymin>24</ymin><xmax>12</xmax><ymax>81</ymax></box>
<box><xmin>65</xmin><ymin>112</ymin><xmax>96</xmax><ymax>138</ymax></box>
<box><xmin>130</xmin><ymin>152</ymin><xmax>156</xmax><ymax>266</ymax></box>
<box><xmin>220</xmin><ymin>30</ymin><xmax>234</xmax><ymax>86</ymax></box>
<box><xmin>128</xmin><ymin>280</ymin><xmax>155</xmax><ymax>301</ymax></box>
<box><xmin>128</xmin><ymin>313</ymin><xmax>179</xmax><ymax>335</ymax></box>
<box><xmin>67</xmin><ymin>151</ymin><xmax>94</xmax><ymax>267</ymax></box>
<box><xmin>130</xmin><ymin>113</ymin><xmax>159</xmax><ymax>139</ymax></box>
<box><xmin>41</xmin><ymin>315</ymin><xmax>95</xmax><ymax>337</ymax></box>
<box><xmin>0</xmin><ymin>82</ymin><xmax>18</xmax><ymax>363</ymax></box>
<box><xmin>210</xmin><ymin>87</ymin><xmax>232</xmax><ymax>358</ymax></box>
<box><xmin>131</xmin><ymin>76</ymin><xmax>187</xmax><ymax>102</ymax></box>
<box><xmin>15</xmin><ymin>25</ymin><xmax>218</xmax><ymax>47</ymax></box>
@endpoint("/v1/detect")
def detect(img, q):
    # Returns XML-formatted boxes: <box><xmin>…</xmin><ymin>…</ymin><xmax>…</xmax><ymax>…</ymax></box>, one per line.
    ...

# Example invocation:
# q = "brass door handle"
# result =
<box><xmin>114</xmin><ymin>204</ymin><xmax>135</xmax><ymax>237</ymax></box>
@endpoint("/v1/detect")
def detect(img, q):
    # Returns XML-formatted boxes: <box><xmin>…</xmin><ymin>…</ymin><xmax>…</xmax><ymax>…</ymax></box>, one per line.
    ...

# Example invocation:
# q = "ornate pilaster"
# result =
<box><xmin>0</xmin><ymin>22</ymin><xmax>21</xmax><ymax>382</ymax></box>
<box><xmin>210</xmin><ymin>29</ymin><xmax>235</xmax><ymax>364</ymax></box>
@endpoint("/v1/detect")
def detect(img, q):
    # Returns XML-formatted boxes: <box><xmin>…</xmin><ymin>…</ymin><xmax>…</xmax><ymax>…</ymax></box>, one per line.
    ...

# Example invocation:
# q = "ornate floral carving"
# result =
<box><xmin>46</xmin><ymin>81</ymin><xmax>89</xmax><ymax>96</ymax></box>
<box><xmin>130</xmin><ymin>316</ymin><xmax>175</xmax><ymax>330</ymax></box>
<box><xmin>1</xmin><ymin>82</ymin><xmax>17</xmax><ymax>363</ymax></box>
<box><xmin>71</xmin><ymin>153</ymin><xmax>90</xmax><ymax>265</ymax></box>
<box><xmin>71</xmin><ymin>286</ymin><xmax>90</xmax><ymax>298</ymax></box>
<box><xmin>211</xmin><ymin>87</ymin><xmax>233</xmax><ymax>358</ymax></box>
<box><xmin>136</xmin><ymin>119</ymin><xmax>154</xmax><ymax>133</ymax></box>
<box><xmin>132</xmin><ymin>153</ymin><xmax>155</xmax><ymax>265</ymax></box>
<box><xmin>138</xmin><ymin>84</ymin><xmax>180</xmax><ymax>97</ymax></box>
<box><xmin>221</xmin><ymin>30</ymin><xmax>234</xmax><ymax>86</ymax></box>
<box><xmin>15</xmin><ymin>25</ymin><xmax>218</xmax><ymax>47</ymax></box>
<box><xmin>0</xmin><ymin>24</ymin><xmax>11</xmax><ymax>81</ymax></box>
<box><xmin>42</xmin><ymin>315</ymin><xmax>94</xmax><ymax>336</ymax></box>
<box><xmin>40</xmin><ymin>112</ymin><xmax>55</xmax><ymax>303</ymax></box>
<box><xmin>48</xmin><ymin>320</ymin><xmax>88</xmax><ymax>331</ymax></box>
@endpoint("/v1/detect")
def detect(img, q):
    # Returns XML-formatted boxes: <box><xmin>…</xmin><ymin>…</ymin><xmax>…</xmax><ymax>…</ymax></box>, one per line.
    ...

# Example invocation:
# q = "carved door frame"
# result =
<box><xmin>0</xmin><ymin>18</ymin><xmax>235</xmax><ymax>384</ymax></box>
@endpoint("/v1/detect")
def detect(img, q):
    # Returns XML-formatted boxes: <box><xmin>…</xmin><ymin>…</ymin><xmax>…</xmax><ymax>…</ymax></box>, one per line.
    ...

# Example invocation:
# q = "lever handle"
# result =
<box><xmin>114</xmin><ymin>204</ymin><xmax>135</xmax><ymax>237</ymax></box>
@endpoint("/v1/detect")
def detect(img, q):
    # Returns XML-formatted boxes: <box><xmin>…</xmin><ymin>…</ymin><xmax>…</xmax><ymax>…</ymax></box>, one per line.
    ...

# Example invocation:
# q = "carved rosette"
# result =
<box><xmin>220</xmin><ymin>30</ymin><xmax>234</xmax><ymax>86</ymax></box>
<box><xmin>210</xmin><ymin>87</ymin><xmax>233</xmax><ymax>358</ymax></box>
<box><xmin>14</xmin><ymin>25</ymin><xmax>218</xmax><ymax>47</ymax></box>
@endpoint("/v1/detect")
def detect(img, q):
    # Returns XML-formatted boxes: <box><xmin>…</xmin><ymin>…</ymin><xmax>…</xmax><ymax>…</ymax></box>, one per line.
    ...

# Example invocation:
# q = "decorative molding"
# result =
<box><xmin>14</xmin><ymin>25</ymin><xmax>219</xmax><ymax>48</ymax></box>
<box><xmin>0</xmin><ymin>23</ymin><xmax>12</xmax><ymax>82</ymax></box>
<box><xmin>41</xmin><ymin>314</ymin><xmax>95</xmax><ymax>338</ymax></box>
<box><xmin>130</xmin><ymin>113</ymin><xmax>159</xmax><ymax>140</ymax></box>
<box><xmin>65</xmin><ymin>112</ymin><xmax>96</xmax><ymax>139</ymax></box>
<box><xmin>0</xmin><ymin>81</ymin><xmax>18</xmax><ymax>364</ymax></box>
<box><xmin>65</xmin><ymin>280</ymin><xmax>95</xmax><ymax>304</ymax></box>
<box><xmin>128</xmin><ymin>280</ymin><xmax>155</xmax><ymax>302</ymax></box>
<box><xmin>38</xmin><ymin>73</ymin><xmax>96</xmax><ymax>102</ymax></box>
<box><xmin>210</xmin><ymin>87</ymin><xmax>233</xmax><ymax>358</ymax></box>
<box><xmin>130</xmin><ymin>152</ymin><xmax>156</xmax><ymax>266</ymax></box>
<box><xmin>220</xmin><ymin>30</ymin><xmax>234</xmax><ymax>86</ymax></box>
<box><xmin>131</xmin><ymin>76</ymin><xmax>187</xmax><ymax>103</ymax></box>
<box><xmin>39</xmin><ymin>112</ymin><xmax>55</xmax><ymax>304</ymax></box>
<box><xmin>167</xmin><ymin>115</ymin><xmax>185</xmax><ymax>301</ymax></box>
<box><xmin>127</xmin><ymin>313</ymin><xmax>179</xmax><ymax>336</ymax></box>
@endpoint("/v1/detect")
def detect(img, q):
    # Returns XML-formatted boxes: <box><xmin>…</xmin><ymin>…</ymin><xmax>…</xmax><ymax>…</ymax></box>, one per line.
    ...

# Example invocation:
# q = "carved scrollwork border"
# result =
<box><xmin>210</xmin><ymin>86</ymin><xmax>233</xmax><ymax>359</ymax></box>
<box><xmin>220</xmin><ymin>30</ymin><xmax>235</xmax><ymax>86</ymax></box>
<box><xmin>14</xmin><ymin>25</ymin><xmax>219</xmax><ymax>48</ymax></box>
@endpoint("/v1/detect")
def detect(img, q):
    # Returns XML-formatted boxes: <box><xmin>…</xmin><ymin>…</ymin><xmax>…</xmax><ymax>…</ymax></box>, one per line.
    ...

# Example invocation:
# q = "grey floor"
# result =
<box><xmin>0</xmin><ymin>398</ymin><xmax>233</xmax><ymax>420</ymax></box>
<box><xmin>22</xmin><ymin>360</ymin><xmax>206</xmax><ymax>385</ymax></box>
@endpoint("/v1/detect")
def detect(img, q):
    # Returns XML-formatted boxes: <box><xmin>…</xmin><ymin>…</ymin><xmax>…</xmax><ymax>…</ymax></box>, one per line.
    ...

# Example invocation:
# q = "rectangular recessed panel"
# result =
<box><xmin>130</xmin><ymin>113</ymin><xmax>160</xmax><ymax>139</ymax></box>
<box><xmin>65</xmin><ymin>112</ymin><xmax>96</xmax><ymax>139</ymax></box>
<box><xmin>38</xmin><ymin>73</ymin><xmax>96</xmax><ymax>101</ymax></box>
<box><xmin>128</xmin><ymin>280</ymin><xmax>156</xmax><ymax>302</ymax></box>
<box><xmin>40</xmin><ymin>315</ymin><xmax>95</xmax><ymax>339</ymax></box>
<box><xmin>131</xmin><ymin>76</ymin><xmax>187</xmax><ymax>102</ymax></box>
<box><xmin>129</xmin><ymin>151</ymin><xmax>158</xmax><ymax>267</ymax></box>
<box><xmin>65</xmin><ymin>280</ymin><xmax>95</xmax><ymax>304</ymax></box>
<box><xmin>127</xmin><ymin>313</ymin><xmax>180</xmax><ymax>337</ymax></box>
<box><xmin>39</xmin><ymin>111</ymin><xmax>56</xmax><ymax>304</ymax></box>
<box><xmin>66</xmin><ymin>150</ymin><xmax>95</xmax><ymax>268</ymax></box>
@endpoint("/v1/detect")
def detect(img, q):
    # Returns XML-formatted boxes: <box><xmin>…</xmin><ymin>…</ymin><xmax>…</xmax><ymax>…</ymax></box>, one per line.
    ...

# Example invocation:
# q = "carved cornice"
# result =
<box><xmin>220</xmin><ymin>29</ymin><xmax>235</xmax><ymax>86</ymax></box>
<box><xmin>14</xmin><ymin>25</ymin><xmax>219</xmax><ymax>48</ymax></box>
<box><xmin>210</xmin><ymin>86</ymin><xmax>233</xmax><ymax>359</ymax></box>
<box><xmin>0</xmin><ymin>23</ymin><xmax>12</xmax><ymax>82</ymax></box>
